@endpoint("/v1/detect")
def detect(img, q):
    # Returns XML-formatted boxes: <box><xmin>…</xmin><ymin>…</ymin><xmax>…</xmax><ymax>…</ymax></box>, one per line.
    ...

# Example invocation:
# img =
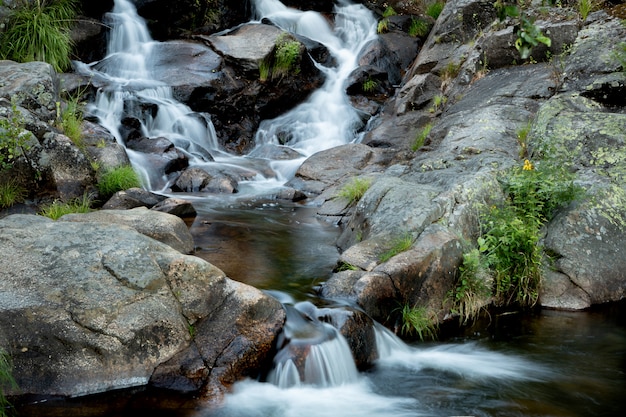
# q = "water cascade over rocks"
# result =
<box><xmin>78</xmin><ymin>0</ymin><xmax>377</xmax><ymax>195</ymax></box>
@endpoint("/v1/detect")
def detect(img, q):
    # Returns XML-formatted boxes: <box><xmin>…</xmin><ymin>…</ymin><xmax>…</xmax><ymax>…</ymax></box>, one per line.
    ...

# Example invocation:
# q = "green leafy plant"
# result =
<box><xmin>425</xmin><ymin>1</ymin><xmax>445</xmax><ymax>20</ymax></box>
<box><xmin>39</xmin><ymin>193</ymin><xmax>93</xmax><ymax>220</ymax></box>
<box><xmin>0</xmin><ymin>179</ymin><xmax>26</xmax><ymax>209</ymax></box>
<box><xmin>335</xmin><ymin>261</ymin><xmax>359</xmax><ymax>272</ymax></box>
<box><xmin>577</xmin><ymin>0</ymin><xmax>599</xmax><ymax>21</ymax></box>
<box><xmin>494</xmin><ymin>1</ymin><xmax>551</xmax><ymax>60</ymax></box>
<box><xmin>1</xmin><ymin>347</ymin><xmax>17</xmax><ymax>417</ymax></box>
<box><xmin>0</xmin><ymin>104</ymin><xmax>31</xmax><ymax>172</ymax></box>
<box><xmin>412</xmin><ymin>123</ymin><xmax>433</xmax><ymax>151</ymax></box>
<box><xmin>516</xmin><ymin>120</ymin><xmax>532</xmax><ymax>158</ymax></box>
<box><xmin>475</xmin><ymin>160</ymin><xmax>582</xmax><ymax>307</ymax></box>
<box><xmin>380</xmin><ymin>233</ymin><xmax>414</xmax><ymax>263</ymax></box>
<box><xmin>97</xmin><ymin>165</ymin><xmax>141</xmax><ymax>198</ymax></box>
<box><xmin>398</xmin><ymin>304</ymin><xmax>438</xmax><ymax>341</ymax></box>
<box><xmin>338</xmin><ymin>177</ymin><xmax>372</xmax><ymax>204</ymax></box>
<box><xmin>362</xmin><ymin>77</ymin><xmax>378</xmax><ymax>93</ymax></box>
<box><xmin>0</xmin><ymin>0</ymin><xmax>78</xmax><ymax>72</ymax></box>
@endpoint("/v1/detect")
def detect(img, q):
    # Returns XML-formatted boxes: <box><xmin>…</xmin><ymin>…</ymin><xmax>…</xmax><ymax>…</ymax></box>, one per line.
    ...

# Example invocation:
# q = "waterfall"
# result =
<box><xmin>267</xmin><ymin>301</ymin><xmax>359</xmax><ymax>388</ymax></box>
<box><xmin>78</xmin><ymin>0</ymin><xmax>377</xmax><ymax>194</ymax></box>
<box><xmin>251</xmin><ymin>0</ymin><xmax>378</xmax><ymax>181</ymax></box>
<box><xmin>77</xmin><ymin>0</ymin><xmax>218</xmax><ymax>191</ymax></box>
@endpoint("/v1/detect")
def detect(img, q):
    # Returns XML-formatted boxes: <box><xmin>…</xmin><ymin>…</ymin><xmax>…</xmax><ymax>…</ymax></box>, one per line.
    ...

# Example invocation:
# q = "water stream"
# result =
<box><xmin>24</xmin><ymin>0</ymin><xmax>625</xmax><ymax>416</ymax></box>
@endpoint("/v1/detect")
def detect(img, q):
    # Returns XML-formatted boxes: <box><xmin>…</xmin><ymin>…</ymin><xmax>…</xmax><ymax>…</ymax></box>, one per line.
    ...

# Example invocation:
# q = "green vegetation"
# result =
<box><xmin>440</xmin><ymin>60</ymin><xmax>461</xmax><ymax>82</ymax></box>
<box><xmin>39</xmin><ymin>193</ymin><xmax>93</xmax><ymax>219</ymax></box>
<box><xmin>448</xmin><ymin>249</ymin><xmax>490</xmax><ymax>324</ymax></box>
<box><xmin>516</xmin><ymin>121</ymin><xmax>532</xmax><ymax>158</ymax></box>
<box><xmin>614</xmin><ymin>42</ymin><xmax>626</xmax><ymax>72</ymax></box>
<box><xmin>412</xmin><ymin>123</ymin><xmax>433</xmax><ymax>151</ymax></box>
<box><xmin>0</xmin><ymin>0</ymin><xmax>78</xmax><ymax>72</ymax></box>
<box><xmin>259</xmin><ymin>34</ymin><xmax>302</xmax><ymax>81</ymax></box>
<box><xmin>408</xmin><ymin>17</ymin><xmax>430</xmax><ymax>37</ymax></box>
<box><xmin>494</xmin><ymin>0</ymin><xmax>551</xmax><ymax>60</ymax></box>
<box><xmin>0</xmin><ymin>105</ymin><xmax>30</xmax><ymax>173</ymax></box>
<box><xmin>1</xmin><ymin>347</ymin><xmax>17</xmax><ymax>417</ymax></box>
<box><xmin>0</xmin><ymin>180</ymin><xmax>26</xmax><ymax>209</ymax></box>
<box><xmin>577</xmin><ymin>0</ymin><xmax>599</xmax><ymax>20</ymax></box>
<box><xmin>429</xmin><ymin>94</ymin><xmax>447</xmax><ymax>113</ymax></box>
<box><xmin>464</xmin><ymin>159</ymin><xmax>582</xmax><ymax>309</ymax></box>
<box><xmin>377</xmin><ymin>6</ymin><xmax>397</xmax><ymax>34</ymax></box>
<box><xmin>425</xmin><ymin>1</ymin><xmax>445</xmax><ymax>20</ymax></box>
<box><xmin>380</xmin><ymin>233</ymin><xmax>414</xmax><ymax>262</ymax></box>
<box><xmin>338</xmin><ymin>177</ymin><xmax>372</xmax><ymax>204</ymax></box>
<box><xmin>362</xmin><ymin>77</ymin><xmax>378</xmax><ymax>93</ymax></box>
<box><xmin>398</xmin><ymin>304</ymin><xmax>438</xmax><ymax>341</ymax></box>
<box><xmin>56</xmin><ymin>93</ymin><xmax>84</xmax><ymax>147</ymax></box>
<box><xmin>97</xmin><ymin>165</ymin><xmax>141</xmax><ymax>198</ymax></box>
<box><xmin>335</xmin><ymin>261</ymin><xmax>359</xmax><ymax>272</ymax></box>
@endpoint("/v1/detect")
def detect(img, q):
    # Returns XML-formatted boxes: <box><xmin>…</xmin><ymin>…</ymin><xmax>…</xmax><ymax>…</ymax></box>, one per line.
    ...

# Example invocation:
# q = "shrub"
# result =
<box><xmin>398</xmin><ymin>305</ymin><xmax>438</xmax><ymax>341</ymax></box>
<box><xmin>39</xmin><ymin>193</ymin><xmax>93</xmax><ymax>220</ymax></box>
<box><xmin>97</xmin><ymin>165</ymin><xmax>141</xmax><ymax>198</ymax></box>
<box><xmin>0</xmin><ymin>105</ymin><xmax>30</xmax><ymax>173</ymax></box>
<box><xmin>0</xmin><ymin>0</ymin><xmax>78</xmax><ymax>72</ymax></box>
<box><xmin>338</xmin><ymin>177</ymin><xmax>372</xmax><ymax>204</ymax></box>
<box><xmin>0</xmin><ymin>180</ymin><xmax>26</xmax><ymax>209</ymax></box>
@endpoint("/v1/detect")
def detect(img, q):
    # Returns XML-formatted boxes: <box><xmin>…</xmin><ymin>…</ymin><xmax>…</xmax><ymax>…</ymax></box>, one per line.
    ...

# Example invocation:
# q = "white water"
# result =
<box><xmin>78</xmin><ymin>0</ymin><xmax>377</xmax><ymax>194</ymax></box>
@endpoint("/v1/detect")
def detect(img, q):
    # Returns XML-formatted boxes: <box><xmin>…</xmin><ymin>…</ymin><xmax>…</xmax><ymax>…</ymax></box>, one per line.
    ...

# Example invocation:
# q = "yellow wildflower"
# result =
<box><xmin>523</xmin><ymin>159</ymin><xmax>534</xmax><ymax>171</ymax></box>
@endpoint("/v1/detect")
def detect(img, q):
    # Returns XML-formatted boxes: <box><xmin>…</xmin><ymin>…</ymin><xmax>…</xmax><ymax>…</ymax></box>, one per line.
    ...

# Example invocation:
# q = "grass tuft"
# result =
<box><xmin>338</xmin><ymin>177</ymin><xmax>372</xmax><ymax>205</ymax></box>
<box><xmin>39</xmin><ymin>193</ymin><xmax>93</xmax><ymax>220</ymax></box>
<box><xmin>97</xmin><ymin>165</ymin><xmax>141</xmax><ymax>198</ymax></box>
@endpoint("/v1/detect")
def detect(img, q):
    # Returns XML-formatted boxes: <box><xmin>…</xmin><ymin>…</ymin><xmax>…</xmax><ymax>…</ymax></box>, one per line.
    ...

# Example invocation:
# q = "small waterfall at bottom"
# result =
<box><xmin>267</xmin><ymin>301</ymin><xmax>359</xmax><ymax>388</ymax></box>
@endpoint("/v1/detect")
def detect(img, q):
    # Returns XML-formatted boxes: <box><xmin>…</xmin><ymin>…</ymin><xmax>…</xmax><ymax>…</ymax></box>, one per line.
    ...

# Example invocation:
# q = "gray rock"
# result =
<box><xmin>60</xmin><ymin>206</ymin><xmax>194</xmax><ymax>254</ymax></box>
<box><xmin>0</xmin><ymin>214</ymin><xmax>284</xmax><ymax>397</ymax></box>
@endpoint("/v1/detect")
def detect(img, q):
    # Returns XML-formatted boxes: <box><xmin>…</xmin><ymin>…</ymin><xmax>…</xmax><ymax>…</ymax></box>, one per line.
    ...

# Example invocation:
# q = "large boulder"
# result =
<box><xmin>0</xmin><ymin>214</ymin><xmax>285</xmax><ymax>398</ymax></box>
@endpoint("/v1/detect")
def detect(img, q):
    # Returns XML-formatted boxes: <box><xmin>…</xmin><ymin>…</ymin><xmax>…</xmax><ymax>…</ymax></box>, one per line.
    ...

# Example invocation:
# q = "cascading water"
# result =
<box><xmin>63</xmin><ymin>2</ymin><xmax>607</xmax><ymax>417</ymax></box>
<box><xmin>78</xmin><ymin>0</ymin><xmax>377</xmax><ymax>194</ymax></box>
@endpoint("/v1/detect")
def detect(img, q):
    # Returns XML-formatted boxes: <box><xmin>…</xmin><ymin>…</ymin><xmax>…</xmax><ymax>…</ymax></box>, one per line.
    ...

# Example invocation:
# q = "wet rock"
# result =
<box><xmin>173</xmin><ymin>166</ymin><xmax>239</xmax><ymax>194</ymax></box>
<box><xmin>126</xmin><ymin>136</ymin><xmax>190</xmax><ymax>175</ymax></box>
<box><xmin>151</xmin><ymin>197</ymin><xmax>198</xmax><ymax>219</ymax></box>
<box><xmin>102</xmin><ymin>187</ymin><xmax>166</xmax><ymax>210</ymax></box>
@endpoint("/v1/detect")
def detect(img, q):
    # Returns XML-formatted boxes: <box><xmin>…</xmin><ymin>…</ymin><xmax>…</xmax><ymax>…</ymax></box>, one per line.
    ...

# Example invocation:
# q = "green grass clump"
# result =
<box><xmin>0</xmin><ymin>180</ymin><xmax>26</xmax><ymax>209</ymax></box>
<box><xmin>425</xmin><ymin>1</ymin><xmax>445</xmax><ymax>20</ymax></box>
<box><xmin>448</xmin><ymin>249</ymin><xmax>490</xmax><ymax>324</ymax></box>
<box><xmin>259</xmin><ymin>34</ymin><xmax>302</xmax><ymax>81</ymax></box>
<box><xmin>0</xmin><ymin>0</ymin><xmax>78</xmax><ymax>72</ymax></box>
<box><xmin>338</xmin><ymin>177</ymin><xmax>372</xmax><ymax>204</ymax></box>
<box><xmin>1</xmin><ymin>347</ymin><xmax>17</xmax><ymax>417</ymax></box>
<box><xmin>56</xmin><ymin>93</ymin><xmax>84</xmax><ymax>147</ymax></box>
<box><xmin>412</xmin><ymin>123</ymin><xmax>433</xmax><ymax>151</ymax></box>
<box><xmin>399</xmin><ymin>305</ymin><xmax>438</xmax><ymax>341</ymax></box>
<box><xmin>379</xmin><ymin>233</ymin><xmax>414</xmax><ymax>263</ymax></box>
<box><xmin>39</xmin><ymin>193</ymin><xmax>93</xmax><ymax>220</ymax></box>
<box><xmin>97</xmin><ymin>165</ymin><xmax>141</xmax><ymax>198</ymax></box>
<box><xmin>362</xmin><ymin>77</ymin><xmax>378</xmax><ymax>93</ymax></box>
<box><xmin>408</xmin><ymin>17</ymin><xmax>430</xmax><ymax>38</ymax></box>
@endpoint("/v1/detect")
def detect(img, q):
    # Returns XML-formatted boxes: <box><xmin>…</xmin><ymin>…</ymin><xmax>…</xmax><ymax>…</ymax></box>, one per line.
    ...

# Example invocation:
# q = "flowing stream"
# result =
<box><xmin>23</xmin><ymin>1</ymin><xmax>625</xmax><ymax>416</ymax></box>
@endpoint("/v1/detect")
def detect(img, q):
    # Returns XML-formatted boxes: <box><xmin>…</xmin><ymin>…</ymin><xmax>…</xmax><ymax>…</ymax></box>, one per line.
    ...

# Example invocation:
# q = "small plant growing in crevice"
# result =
<box><xmin>379</xmin><ymin>233</ymin><xmax>414</xmax><ymax>262</ymax></box>
<box><xmin>362</xmin><ymin>77</ymin><xmax>378</xmax><ymax>93</ymax></box>
<box><xmin>494</xmin><ymin>0</ymin><xmax>551</xmax><ymax>61</ymax></box>
<box><xmin>1</xmin><ymin>104</ymin><xmax>31</xmax><ymax>173</ymax></box>
<box><xmin>398</xmin><ymin>304</ymin><xmax>438</xmax><ymax>341</ymax></box>
<box><xmin>377</xmin><ymin>6</ymin><xmax>397</xmax><ymax>34</ymax></box>
<box><xmin>412</xmin><ymin>123</ymin><xmax>433</xmax><ymax>151</ymax></box>
<box><xmin>39</xmin><ymin>193</ymin><xmax>94</xmax><ymax>220</ymax></box>
<box><xmin>338</xmin><ymin>177</ymin><xmax>372</xmax><ymax>205</ymax></box>
<box><xmin>259</xmin><ymin>33</ymin><xmax>302</xmax><ymax>82</ymax></box>
<box><xmin>97</xmin><ymin>165</ymin><xmax>141</xmax><ymax>198</ymax></box>
<box><xmin>516</xmin><ymin>120</ymin><xmax>532</xmax><ymax>158</ymax></box>
<box><xmin>408</xmin><ymin>17</ymin><xmax>430</xmax><ymax>37</ymax></box>
<box><xmin>334</xmin><ymin>261</ymin><xmax>359</xmax><ymax>272</ymax></box>
<box><xmin>425</xmin><ymin>1</ymin><xmax>445</xmax><ymax>20</ymax></box>
<box><xmin>0</xmin><ymin>179</ymin><xmax>26</xmax><ymax>209</ymax></box>
<box><xmin>429</xmin><ymin>94</ymin><xmax>447</xmax><ymax>113</ymax></box>
<box><xmin>448</xmin><ymin>249</ymin><xmax>490</xmax><ymax>325</ymax></box>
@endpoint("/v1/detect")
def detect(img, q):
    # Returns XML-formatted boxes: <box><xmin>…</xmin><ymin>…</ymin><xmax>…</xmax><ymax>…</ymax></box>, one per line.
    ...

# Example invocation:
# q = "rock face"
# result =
<box><xmin>0</xmin><ymin>214</ymin><xmax>285</xmax><ymax>398</ymax></box>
